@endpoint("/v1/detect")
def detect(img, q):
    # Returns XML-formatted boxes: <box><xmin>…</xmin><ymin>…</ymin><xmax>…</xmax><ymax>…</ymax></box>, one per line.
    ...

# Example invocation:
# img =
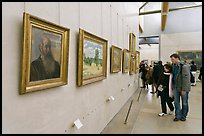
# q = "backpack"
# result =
<box><xmin>180</xmin><ymin>63</ymin><xmax>195</xmax><ymax>83</ymax></box>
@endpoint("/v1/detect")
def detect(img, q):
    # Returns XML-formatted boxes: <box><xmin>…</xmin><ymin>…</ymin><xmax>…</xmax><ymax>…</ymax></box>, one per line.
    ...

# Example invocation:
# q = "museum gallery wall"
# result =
<box><xmin>3</xmin><ymin>2</ymin><xmax>140</xmax><ymax>134</ymax></box>
<box><xmin>21</xmin><ymin>12</ymin><xmax>139</xmax><ymax>93</ymax></box>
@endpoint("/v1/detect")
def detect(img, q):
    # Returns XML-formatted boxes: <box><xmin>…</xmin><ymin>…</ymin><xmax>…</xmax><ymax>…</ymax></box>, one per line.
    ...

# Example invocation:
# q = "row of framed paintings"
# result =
<box><xmin>20</xmin><ymin>12</ymin><xmax>139</xmax><ymax>94</ymax></box>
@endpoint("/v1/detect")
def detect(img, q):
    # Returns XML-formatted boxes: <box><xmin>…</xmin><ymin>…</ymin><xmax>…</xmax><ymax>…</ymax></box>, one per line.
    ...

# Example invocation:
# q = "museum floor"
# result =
<box><xmin>101</xmin><ymin>78</ymin><xmax>202</xmax><ymax>134</ymax></box>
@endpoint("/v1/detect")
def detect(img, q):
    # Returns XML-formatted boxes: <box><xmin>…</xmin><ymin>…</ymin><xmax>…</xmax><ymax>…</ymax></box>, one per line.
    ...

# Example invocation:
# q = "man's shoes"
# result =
<box><xmin>173</xmin><ymin>118</ymin><xmax>180</xmax><ymax>121</ymax></box>
<box><xmin>150</xmin><ymin>92</ymin><xmax>155</xmax><ymax>94</ymax></box>
<box><xmin>180</xmin><ymin>117</ymin><xmax>186</xmax><ymax>121</ymax></box>
<box><xmin>168</xmin><ymin>110</ymin><xmax>174</xmax><ymax>115</ymax></box>
<box><xmin>158</xmin><ymin>113</ymin><xmax>167</xmax><ymax>117</ymax></box>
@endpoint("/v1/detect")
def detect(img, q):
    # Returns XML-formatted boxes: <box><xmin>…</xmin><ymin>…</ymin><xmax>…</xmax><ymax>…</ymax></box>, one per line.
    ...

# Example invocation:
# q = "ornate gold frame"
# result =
<box><xmin>129</xmin><ymin>33</ymin><xmax>136</xmax><ymax>53</ymax></box>
<box><xmin>77</xmin><ymin>29</ymin><xmax>108</xmax><ymax>86</ymax></box>
<box><xmin>136</xmin><ymin>51</ymin><xmax>140</xmax><ymax>70</ymax></box>
<box><xmin>110</xmin><ymin>45</ymin><xmax>122</xmax><ymax>73</ymax></box>
<box><xmin>122</xmin><ymin>49</ymin><xmax>131</xmax><ymax>73</ymax></box>
<box><xmin>129</xmin><ymin>51</ymin><xmax>136</xmax><ymax>75</ymax></box>
<box><xmin>20</xmin><ymin>12</ymin><xmax>70</xmax><ymax>94</ymax></box>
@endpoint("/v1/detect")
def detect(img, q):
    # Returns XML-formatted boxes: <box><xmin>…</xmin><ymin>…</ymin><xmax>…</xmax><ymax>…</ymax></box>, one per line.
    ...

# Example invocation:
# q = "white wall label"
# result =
<box><xmin>74</xmin><ymin>119</ymin><xmax>83</xmax><ymax>129</ymax></box>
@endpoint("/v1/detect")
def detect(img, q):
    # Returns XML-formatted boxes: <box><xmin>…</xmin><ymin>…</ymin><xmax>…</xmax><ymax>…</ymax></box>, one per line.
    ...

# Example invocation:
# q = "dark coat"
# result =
<box><xmin>153</xmin><ymin>64</ymin><xmax>164</xmax><ymax>85</ymax></box>
<box><xmin>30</xmin><ymin>56</ymin><xmax>60</xmax><ymax>81</ymax></box>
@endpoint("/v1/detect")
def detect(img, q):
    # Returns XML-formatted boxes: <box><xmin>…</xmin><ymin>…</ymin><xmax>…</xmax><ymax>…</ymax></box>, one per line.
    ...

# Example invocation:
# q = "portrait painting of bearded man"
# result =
<box><xmin>30</xmin><ymin>27</ymin><xmax>61</xmax><ymax>82</ymax></box>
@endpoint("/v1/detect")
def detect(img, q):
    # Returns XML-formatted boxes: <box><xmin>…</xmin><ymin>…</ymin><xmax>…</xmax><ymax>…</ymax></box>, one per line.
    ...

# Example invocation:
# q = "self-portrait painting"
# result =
<box><xmin>20</xmin><ymin>13</ymin><xmax>69</xmax><ymax>94</ymax></box>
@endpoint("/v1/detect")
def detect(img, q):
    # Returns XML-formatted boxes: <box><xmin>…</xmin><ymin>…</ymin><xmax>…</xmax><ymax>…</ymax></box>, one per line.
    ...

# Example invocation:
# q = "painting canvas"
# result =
<box><xmin>78</xmin><ymin>29</ymin><xmax>107</xmax><ymax>86</ymax></box>
<box><xmin>177</xmin><ymin>50</ymin><xmax>202</xmax><ymax>69</ymax></box>
<box><xmin>129</xmin><ymin>33</ymin><xmax>136</xmax><ymax>53</ymax></box>
<box><xmin>122</xmin><ymin>49</ymin><xmax>130</xmax><ymax>73</ymax></box>
<box><xmin>130</xmin><ymin>58</ymin><xmax>136</xmax><ymax>75</ymax></box>
<box><xmin>111</xmin><ymin>45</ymin><xmax>122</xmax><ymax>73</ymax></box>
<box><xmin>20</xmin><ymin>12</ymin><xmax>70</xmax><ymax>94</ymax></box>
<box><xmin>136</xmin><ymin>51</ymin><xmax>140</xmax><ymax>70</ymax></box>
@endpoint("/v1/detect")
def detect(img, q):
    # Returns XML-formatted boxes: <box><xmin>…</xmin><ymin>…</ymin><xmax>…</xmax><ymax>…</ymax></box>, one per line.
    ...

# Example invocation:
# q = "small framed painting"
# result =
<box><xmin>122</xmin><ymin>49</ymin><xmax>130</xmax><ymax>73</ymax></box>
<box><xmin>110</xmin><ymin>45</ymin><xmax>122</xmax><ymax>73</ymax></box>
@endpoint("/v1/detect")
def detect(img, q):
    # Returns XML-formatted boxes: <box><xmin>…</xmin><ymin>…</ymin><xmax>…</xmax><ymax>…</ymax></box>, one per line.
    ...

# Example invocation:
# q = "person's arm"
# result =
<box><xmin>181</xmin><ymin>65</ymin><xmax>190</xmax><ymax>95</ymax></box>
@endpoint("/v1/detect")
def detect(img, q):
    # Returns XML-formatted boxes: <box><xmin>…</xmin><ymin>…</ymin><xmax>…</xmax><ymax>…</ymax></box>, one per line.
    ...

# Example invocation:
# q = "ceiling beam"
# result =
<box><xmin>139</xmin><ymin>24</ymin><xmax>143</xmax><ymax>33</ymax></box>
<box><xmin>169</xmin><ymin>4</ymin><xmax>202</xmax><ymax>12</ymax></box>
<box><xmin>139</xmin><ymin>4</ymin><xmax>202</xmax><ymax>16</ymax></box>
<box><xmin>139</xmin><ymin>2</ymin><xmax>148</xmax><ymax>11</ymax></box>
<box><xmin>161</xmin><ymin>2</ymin><xmax>169</xmax><ymax>31</ymax></box>
<box><xmin>139</xmin><ymin>35</ymin><xmax>159</xmax><ymax>38</ymax></box>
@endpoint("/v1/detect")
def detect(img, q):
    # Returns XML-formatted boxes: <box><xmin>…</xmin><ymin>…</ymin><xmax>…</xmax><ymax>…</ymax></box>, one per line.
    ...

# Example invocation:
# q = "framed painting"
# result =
<box><xmin>177</xmin><ymin>50</ymin><xmax>202</xmax><ymax>69</ymax></box>
<box><xmin>136</xmin><ymin>51</ymin><xmax>140</xmax><ymax>70</ymax></box>
<box><xmin>122</xmin><ymin>49</ymin><xmax>130</xmax><ymax>73</ymax></box>
<box><xmin>129</xmin><ymin>33</ymin><xmax>136</xmax><ymax>53</ymax></box>
<box><xmin>129</xmin><ymin>57</ymin><xmax>136</xmax><ymax>75</ymax></box>
<box><xmin>110</xmin><ymin>45</ymin><xmax>122</xmax><ymax>73</ymax></box>
<box><xmin>77</xmin><ymin>29</ymin><xmax>108</xmax><ymax>86</ymax></box>
<box><xmin>129</xmin><ymin>51</ymin><xmax>136</xmax><ymax>75</ymax></box>
<box><xmin>20</xmin><ymin>12</ymin><xmax>70</xmax><ymax>94</ymax></box>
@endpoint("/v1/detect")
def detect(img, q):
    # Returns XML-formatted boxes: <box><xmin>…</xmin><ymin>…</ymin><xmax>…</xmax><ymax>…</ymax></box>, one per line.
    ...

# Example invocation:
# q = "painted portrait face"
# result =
<box><xmin>40</xmin><ymin>36</ymin><xmax>51</xmax><ymax>57</ymax></box>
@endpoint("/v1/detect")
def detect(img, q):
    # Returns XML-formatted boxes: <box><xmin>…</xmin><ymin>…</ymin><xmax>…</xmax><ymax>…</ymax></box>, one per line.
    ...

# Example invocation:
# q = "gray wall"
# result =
<box><xmin>2</xmin><ymin>2</ymin><xmax>139</xmax><ymax>134</ymax></box>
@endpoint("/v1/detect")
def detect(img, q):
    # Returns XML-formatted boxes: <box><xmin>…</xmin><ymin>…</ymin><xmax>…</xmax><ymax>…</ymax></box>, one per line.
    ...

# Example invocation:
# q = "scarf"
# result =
<box><xmin>164</xmin><ymin>72</ymin><xmax>173</xmax><ymax>97</ymax></box>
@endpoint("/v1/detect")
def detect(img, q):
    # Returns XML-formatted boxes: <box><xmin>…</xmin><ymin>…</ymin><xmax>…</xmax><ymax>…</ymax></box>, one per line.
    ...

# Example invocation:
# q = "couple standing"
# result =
<box><xmin>157</xmin><ymin>53</ymin><xmax>191</xmax><ymax>122</ymax></box>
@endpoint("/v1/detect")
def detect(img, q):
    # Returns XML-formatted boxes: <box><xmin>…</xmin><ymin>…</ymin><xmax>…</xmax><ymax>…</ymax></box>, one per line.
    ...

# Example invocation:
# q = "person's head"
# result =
<box><xmin>39</xmin><ymin>36</ymin><xmax>56</xmax><ymax>73</ymax></box>
<box><xmin>164</xmin><ymin>63</ymin><xmax>173</xmax><ymax>73</ymax></box>
<box><xmin>191</xmin><ymin>61</ymin><xmax>195</xmax><ymax>65</ymax></box>
<box><xmin>39</xmin><ymin>36</ymin><xmax>52</xmax><ymax>57</ymax></box>
<box><xmin>170</xmin><ymin>53</ymin><xmax>180</xmax><ymax>64</ymax></box>
<box><xmin>158</xmin><ymin>61</ymin><xmax>162</xmax><ymax>65</ymax></box>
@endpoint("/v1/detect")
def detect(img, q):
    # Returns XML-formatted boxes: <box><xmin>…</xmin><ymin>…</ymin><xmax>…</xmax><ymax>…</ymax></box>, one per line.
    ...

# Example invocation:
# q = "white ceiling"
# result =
<box><xmin>194</xmin><ymin>2</ymin><xmax>202</xmax><ymax>5</ymax></box>
<box><xmin>123</xmin><ymin>2</ymin><xmax>144</xmax><ymax>14</ymax></box>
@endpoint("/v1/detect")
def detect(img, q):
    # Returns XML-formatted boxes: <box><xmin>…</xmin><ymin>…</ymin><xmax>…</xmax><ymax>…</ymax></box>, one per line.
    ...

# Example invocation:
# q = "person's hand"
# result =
<box><xmin>181</xmin><ymin>90</ymin><xmax>186</xmax><ymax>96</ymax></box>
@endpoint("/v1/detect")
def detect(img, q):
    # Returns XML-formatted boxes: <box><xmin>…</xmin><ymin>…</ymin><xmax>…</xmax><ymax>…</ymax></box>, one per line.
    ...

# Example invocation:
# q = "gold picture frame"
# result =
<box><xmin>20</xmin><ymin>12</ymin><xmax>70</xmax><ymax>94</ymax></box>
<box><xmin>122</xmin><ymin>49</ymin><xmax>130</xmax><ymax>73</ymax></box>
<box><xmin>136</xmin><ymin>51</ymin><xmax>140</xmax><ymax>70</ymax></box>
<box><xmin>110</xmin><ymin>45</ymin><xmax>122</xmax><ymax>73</ymax></box>
<box><xmin>77</xmin><ymin>29</ymin><xmax>108</xmax><ymax>86</ymax></box>
<box><xmin>129</xmin><ymin>33</ymin><xmax>136</xmax><ymax>53</ymax></box>
<box><xmin>129</xmin><ymin>52</ymin><xmax>136</xmax><ymax>75</ymax></box>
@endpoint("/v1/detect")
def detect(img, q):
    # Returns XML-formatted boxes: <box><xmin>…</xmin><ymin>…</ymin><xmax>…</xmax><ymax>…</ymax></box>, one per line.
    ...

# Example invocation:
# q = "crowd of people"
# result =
<box><xmin>138</xmin><ymin>53</ymin><xmax>202</xmax><ymax>121</ymax></box>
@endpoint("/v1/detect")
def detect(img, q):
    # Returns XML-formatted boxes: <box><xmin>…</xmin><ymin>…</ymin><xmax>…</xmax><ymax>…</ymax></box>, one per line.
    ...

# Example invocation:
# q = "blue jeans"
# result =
<box><xmin>173</xmin><ymin>88</ymin><xmax>189</xmax><ymax>119</ymax></box>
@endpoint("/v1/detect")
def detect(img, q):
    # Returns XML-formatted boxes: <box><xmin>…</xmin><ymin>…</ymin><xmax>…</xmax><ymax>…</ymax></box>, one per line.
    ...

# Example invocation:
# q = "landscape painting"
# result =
<box><xmin>111</xmin><ymin>45</ymin><xmax>122</xmax><ymax>73</ymax></box>
<box><xmin>83</xmin><ymin>39</ymin><xmax>103</xmax><ymax>80</ymax></box>
<box><xmin>177</xmin><ymin>50</ymin><xmax>202</xmax><ymax>69</ymax></box>
<box><xmin>78</xmin><ymin>29</ymin><xmax>108</xmax><ymax>86</ymax></box>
